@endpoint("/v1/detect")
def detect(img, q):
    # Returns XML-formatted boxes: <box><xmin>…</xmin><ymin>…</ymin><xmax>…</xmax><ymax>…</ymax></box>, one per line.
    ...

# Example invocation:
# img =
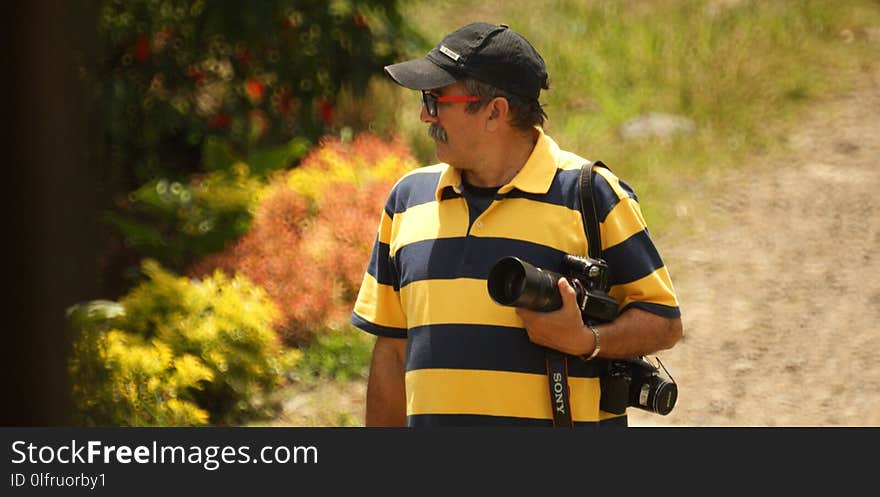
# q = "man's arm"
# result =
<box><xmin>516</xmin><ymin>278</ymin><xmax>682</xmax><ymax>358</ymax></box>
<box><xmin>365</xmin><ymin>336</ymin><xmax>408</xmax><ymax>427</ymax></box>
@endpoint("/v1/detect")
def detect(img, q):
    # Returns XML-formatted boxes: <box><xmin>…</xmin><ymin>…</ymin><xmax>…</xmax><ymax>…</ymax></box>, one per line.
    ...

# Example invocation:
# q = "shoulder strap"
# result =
<box><xmin>578</xmin><ymin>161</ymin><xmax>609</xmax><ymax>259</ymax></box>
<box><xmin>545</xmin><ymin>160</ymin><xmax>613</xmax><ymax>429</ymax></box>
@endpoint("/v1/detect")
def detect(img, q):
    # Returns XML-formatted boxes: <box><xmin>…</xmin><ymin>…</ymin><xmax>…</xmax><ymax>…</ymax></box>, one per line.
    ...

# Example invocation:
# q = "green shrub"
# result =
<box><xmin>82</xmin><ymin>0</ymin><xmax>420</xmax><ymax>278</ymax></box>
<box><xmin>105</xmin><ymin>165</ymin><xmax>265</xmax><ymax>272</ymax></box>
<box><xmin>68</xmin><ymin>322</ymin><xmax>213</xmax><ymax>426</ymax></box>
<box><xmin>68</xmin><ymin>260</ymin><xmax>300</xmax><ymax>426</ymax></box>
<box><xmin>86</xmin><ymin>0</ymin><xmax>416</xmax><ymax>185</ymax></box>
<box><xmin>294</xmin><ymin>326</ymin><xmax>375</xmax><ymax>381</ymax></box>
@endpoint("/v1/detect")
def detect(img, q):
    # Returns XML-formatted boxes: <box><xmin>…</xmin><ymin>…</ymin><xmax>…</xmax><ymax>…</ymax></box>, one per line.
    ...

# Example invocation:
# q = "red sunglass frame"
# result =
<box><xmin>422</xmin><ymin>91</ymin><xmax>481</xmax><ymax>117</ymax></box>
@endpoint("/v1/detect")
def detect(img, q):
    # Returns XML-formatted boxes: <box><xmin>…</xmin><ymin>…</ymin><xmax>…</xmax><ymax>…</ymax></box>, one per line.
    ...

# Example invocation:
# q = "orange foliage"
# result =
<box><xmin>189</xmin><ymin>133</ymin><xmax>416</xmax><ymax>345</ymax></box>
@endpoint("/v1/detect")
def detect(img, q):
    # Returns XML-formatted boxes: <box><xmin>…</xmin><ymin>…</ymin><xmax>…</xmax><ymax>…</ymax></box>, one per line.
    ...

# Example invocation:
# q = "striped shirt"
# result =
<box><xmin>350</xmin><ymin>128</ymin><xmax>680</xmax><ymax>427</ymax></box>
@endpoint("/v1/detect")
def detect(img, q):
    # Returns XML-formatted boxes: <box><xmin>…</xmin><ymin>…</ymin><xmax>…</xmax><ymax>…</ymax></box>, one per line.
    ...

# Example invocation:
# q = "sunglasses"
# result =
<box><xmin>421</xmin><ymin>91</ymin><xmax>481</xmax><ymax>117</ymax></box>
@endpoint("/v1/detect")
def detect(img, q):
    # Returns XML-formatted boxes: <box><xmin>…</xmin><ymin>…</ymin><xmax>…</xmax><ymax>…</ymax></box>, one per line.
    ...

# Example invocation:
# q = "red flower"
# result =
<box><xmin>318</xmin><ymin>99</ymin><xmax>335</xmax><ymax>125</ymax></box>
<box><xmin>187</xmin><ymin>65</ymin><xmax>206</xmax><ymax>85</ymax></box>
<box><xmin>246</xmin><ymin>78</ymin><xmax>265</xmax><ymax>102</ymax></box>
<box><xmin>209</xmin><ymin>114</ymin><xmax>230</xmax><ymax>128</ymax></box>
<box><xmin>353</xmin><ymin>13</ymin><xmax>368</xmax><ymax>28</ymax></box>
<box><xmin>134</xmin><ymin>34</ymin><xmax>150</xmax><ymax>63</ymax></box>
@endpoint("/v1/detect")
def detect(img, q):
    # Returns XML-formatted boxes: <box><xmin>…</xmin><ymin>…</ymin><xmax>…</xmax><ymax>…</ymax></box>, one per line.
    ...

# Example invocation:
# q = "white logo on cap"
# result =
<box><xmin>439</xmin><ymin>45</ymin><xmax>461</xmax><ymax>61</ymax></box>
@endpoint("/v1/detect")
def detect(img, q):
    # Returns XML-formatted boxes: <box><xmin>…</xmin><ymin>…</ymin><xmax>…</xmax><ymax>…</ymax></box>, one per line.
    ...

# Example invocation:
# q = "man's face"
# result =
<box><xmin>420</xmin><ymin>81</ymin><xmax>484</xmax><ymax>168</ymax></box>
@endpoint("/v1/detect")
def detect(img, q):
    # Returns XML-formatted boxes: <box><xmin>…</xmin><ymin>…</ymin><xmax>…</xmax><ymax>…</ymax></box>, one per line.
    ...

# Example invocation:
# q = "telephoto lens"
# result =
<box><xmin>487</xmin><ymin>257</ymin><xmax>567</xmax><ymax>311</ymax></box>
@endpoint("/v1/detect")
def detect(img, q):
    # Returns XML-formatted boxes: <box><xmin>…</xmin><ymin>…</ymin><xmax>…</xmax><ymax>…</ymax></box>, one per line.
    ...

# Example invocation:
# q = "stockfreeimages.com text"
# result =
<box><xmin>11</xmin><ymin>440</ymin><xmax>317</xmax><ymax>471</ymax></box>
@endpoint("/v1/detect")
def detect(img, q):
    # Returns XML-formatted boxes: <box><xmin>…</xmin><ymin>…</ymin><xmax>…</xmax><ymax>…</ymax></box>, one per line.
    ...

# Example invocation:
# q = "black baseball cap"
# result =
<box><xmin>384</xmin><ymin>22</ymin><xmax>549</xmax><ymax>100</ymax></box>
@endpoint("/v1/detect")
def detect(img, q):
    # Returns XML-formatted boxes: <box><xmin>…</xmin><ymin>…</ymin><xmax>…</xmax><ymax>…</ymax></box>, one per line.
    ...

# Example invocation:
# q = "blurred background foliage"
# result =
<box><xmin>63</xmin><ymin>0</ymin><xmax>880</xmax><ymax>426</ymax></box>
<box><xmin>188</xmin><ymin>133</ymin><xmax>417</xmax><ymax>346</ymax></box>
<box><xmin>68</xmin><ymin>260</ymin><xmax>298</xmax><ymax>426</ymax></box>
<box><xmin>82</xmin><ymin>0</ymin><xmax>420</xmax><ymax>281</ymax></box>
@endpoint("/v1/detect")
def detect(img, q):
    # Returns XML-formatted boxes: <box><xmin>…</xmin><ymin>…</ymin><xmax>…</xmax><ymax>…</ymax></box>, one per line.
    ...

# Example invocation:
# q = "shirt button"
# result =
<box><xmin>476</xmin><ymin>221</ymin><xmax>484</xmax><ymax>228</ymax></box>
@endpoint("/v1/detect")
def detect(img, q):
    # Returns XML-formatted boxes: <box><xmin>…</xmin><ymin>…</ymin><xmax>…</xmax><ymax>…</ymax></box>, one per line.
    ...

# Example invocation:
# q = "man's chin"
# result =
<box><xmin>432</xmin><ymin>140</ymin><xmax>447</xmax><ymax>161</ymax></box>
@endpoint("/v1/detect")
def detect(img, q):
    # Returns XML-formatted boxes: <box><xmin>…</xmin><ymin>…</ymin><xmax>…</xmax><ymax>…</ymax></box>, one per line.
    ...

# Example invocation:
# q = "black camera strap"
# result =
<box><xmin>545</xmin><ymin>161</ymin><xmax>610</xmax><ymax>428</ymax></box>
<box><xmin>579</xmin><ymin>161</ymin><xmax>609</xmax><ymax>260</ymax></box>
<box><xmin>545</xmin><ymin>350</ymin><xmax>573</xmax><ymax>427</ymax></box>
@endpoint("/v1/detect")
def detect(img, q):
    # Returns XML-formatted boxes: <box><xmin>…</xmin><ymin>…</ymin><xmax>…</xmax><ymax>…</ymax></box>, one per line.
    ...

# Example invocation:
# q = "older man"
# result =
<box><xmin>350</xmin><ymin>22</ymin><xmax>682</xmax><ymax>427</ymax></box>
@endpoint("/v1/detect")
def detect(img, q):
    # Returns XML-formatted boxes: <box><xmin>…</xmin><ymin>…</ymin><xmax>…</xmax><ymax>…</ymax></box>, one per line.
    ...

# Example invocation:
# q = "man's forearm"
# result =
<box><xmin>365</xmin><ymin>336</ymin><xmax>407</xmax><ymax>427</ymax></box>
<box><xmin>592</xmin><ymin>307</ymin><xmax>682</xmax><ymax>359</ymax></box>
<box><xmin>516</xmin><ymin>278</ymin><xmax>682</xmax><ymax>358</ymax></box>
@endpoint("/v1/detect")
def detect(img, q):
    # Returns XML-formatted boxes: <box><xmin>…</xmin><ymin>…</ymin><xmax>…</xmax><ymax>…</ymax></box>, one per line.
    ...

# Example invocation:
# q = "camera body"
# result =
<box><xmin>487</xmin><ymin>254</ymin><xmax>677</xmax><ymax>416</ymax></box>
<box><xmin>486</xmin><ymin>255</ymin><xmax>619</xmax><ymax>323</ymax></box>
<box><xmin>600</xmin><ymin>357</ymin><xmax>678</xmax><ymax>416</ymax></box>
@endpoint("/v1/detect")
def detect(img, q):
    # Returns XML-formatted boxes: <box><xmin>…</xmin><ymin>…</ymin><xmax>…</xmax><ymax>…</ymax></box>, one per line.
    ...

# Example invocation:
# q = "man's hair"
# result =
<box><xmin>463</xmin><ymin>78</ymin><xmax>548</xmax><ymax>130</ymax></box>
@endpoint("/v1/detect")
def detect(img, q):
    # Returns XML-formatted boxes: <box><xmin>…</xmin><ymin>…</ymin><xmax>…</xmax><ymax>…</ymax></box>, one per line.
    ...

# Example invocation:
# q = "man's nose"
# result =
<box><xmin>420</xmin><ymin>104</ymin><xmax>437</xmax><ymax>123</ymax></box>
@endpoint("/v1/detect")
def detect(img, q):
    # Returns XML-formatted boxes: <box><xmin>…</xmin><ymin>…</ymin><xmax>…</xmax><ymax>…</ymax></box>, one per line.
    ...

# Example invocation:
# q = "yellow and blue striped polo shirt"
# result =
<box><xmin>350</xmin><ymin>128</ymin><xmax>679</xmax><ymax>427</ymax></box>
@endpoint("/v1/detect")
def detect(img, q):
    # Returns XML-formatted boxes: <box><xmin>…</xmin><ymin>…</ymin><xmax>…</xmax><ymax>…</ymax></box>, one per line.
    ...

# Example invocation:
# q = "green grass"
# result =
<box><xmin>353</xmin><ymin>0</ymin><xmax>880</xmax><ymax>234</ymax></box>
<box><xmin>243</xmin><ymin>325</ymin><xmax>374</xmax><ymax>427</ymax></box>
<box><xmin>292</xmin><ymin>325</ymin><xmax>375</xmax><ymax>382</ymax></box>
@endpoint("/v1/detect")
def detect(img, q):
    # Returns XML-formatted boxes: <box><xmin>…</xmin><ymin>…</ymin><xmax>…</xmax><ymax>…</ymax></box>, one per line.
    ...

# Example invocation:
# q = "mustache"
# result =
<box><xmin>428</xmin><ymin>123</ymin><xmax>448</xmax><ymax>143</ymax></box>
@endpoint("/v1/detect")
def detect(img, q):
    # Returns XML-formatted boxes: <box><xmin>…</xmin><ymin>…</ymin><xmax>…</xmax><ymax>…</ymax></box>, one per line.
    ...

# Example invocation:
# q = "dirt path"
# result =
<box><xmin>630</xmin><ymin>65</ymin><xmax>880</xmax><ymax>426</ymax></box>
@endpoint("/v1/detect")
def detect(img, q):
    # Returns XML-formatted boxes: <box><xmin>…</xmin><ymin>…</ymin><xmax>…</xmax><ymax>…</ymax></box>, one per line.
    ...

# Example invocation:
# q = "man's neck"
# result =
<box><xmin>461</xmin><ymin>128</ymin><xmax>539</xmax><ymax>188</ymax></box>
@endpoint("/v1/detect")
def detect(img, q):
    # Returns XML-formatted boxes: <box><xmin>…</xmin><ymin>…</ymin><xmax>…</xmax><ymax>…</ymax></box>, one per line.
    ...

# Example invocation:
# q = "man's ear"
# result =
<box><xmin>485</xmin><ymin>97</ymin><xmax>510</xmax><ymax>132</ymax></box>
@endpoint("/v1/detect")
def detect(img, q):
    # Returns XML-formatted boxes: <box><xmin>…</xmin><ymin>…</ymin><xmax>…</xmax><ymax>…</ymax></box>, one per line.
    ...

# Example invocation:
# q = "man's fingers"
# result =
<box><xmin>557</xmin><ymin>278</ymin><xmax>578</xmax><ymax>306</ymax></box>
<box><xmin>514</xmin><ymin>306</ymin><xmax>532</xmax><ymax>319</ymax></box>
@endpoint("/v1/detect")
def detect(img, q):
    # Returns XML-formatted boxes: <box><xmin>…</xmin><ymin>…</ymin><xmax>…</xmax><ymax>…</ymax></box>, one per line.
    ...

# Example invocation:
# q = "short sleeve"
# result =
<box><xmin>592</xmin><ymin>167</ymin><xmax>680</xmax><ymax>318</ymax></box>
<box><xmin>350</xmin><ymin>206</ymin><xmax>408</xmax><ymax>337</ymax></box>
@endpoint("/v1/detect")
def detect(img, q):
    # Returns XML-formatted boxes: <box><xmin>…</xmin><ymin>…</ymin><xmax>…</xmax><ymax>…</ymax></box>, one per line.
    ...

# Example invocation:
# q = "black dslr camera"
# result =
<box><xmin>487</xmin><ymin>255</ymin><xmax>619</xmax><ymax>322</ymax></box>
<box><xmin>487</xmin><ymin>254</ymin><xmax>677</xmax><ymax>416</ymax></box>
<box><xmin>600</xmin><ymin>357</ymin><xmax>677</xmax><ymax>416</ymax></box>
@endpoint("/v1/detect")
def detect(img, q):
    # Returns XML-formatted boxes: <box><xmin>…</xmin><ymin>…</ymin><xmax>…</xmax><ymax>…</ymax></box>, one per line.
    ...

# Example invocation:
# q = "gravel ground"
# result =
<box><xmin>630</xmin><ymin>65</ymin><xmax>880</xmax><ymax>427</ymax></box>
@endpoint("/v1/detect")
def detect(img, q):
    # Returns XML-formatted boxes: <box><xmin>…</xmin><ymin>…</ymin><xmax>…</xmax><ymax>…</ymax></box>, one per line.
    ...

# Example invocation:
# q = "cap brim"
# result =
<box><xmin>384</xmin><ymin>58</ymin><xmax>458</xmax><ymax>90</ymax></box>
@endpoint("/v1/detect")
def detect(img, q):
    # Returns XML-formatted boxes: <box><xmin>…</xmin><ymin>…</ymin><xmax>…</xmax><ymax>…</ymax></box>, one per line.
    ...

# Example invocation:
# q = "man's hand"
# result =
<box><xmin>515</xmin><ymin>278</ymin><xmax>596</xmax><ymax>356</ymax></box>
<box><xmin>516</xmin><ymin>278</ymin><xmax>683</xmax><ymax>358</ymax></box>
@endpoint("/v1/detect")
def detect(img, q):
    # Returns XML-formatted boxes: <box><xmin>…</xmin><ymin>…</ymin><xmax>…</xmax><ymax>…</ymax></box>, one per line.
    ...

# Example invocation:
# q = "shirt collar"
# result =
<box><xmin>434</xmin><ymin>127</ymin><xmax>560</xmax><ymax>201</ymax></box>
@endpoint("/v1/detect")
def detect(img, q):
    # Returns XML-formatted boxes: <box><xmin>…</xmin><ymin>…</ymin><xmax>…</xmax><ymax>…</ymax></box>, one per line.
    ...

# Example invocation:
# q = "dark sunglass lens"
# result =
<box><xmin>422</xmin><ymin>92</ymin><xmax>437</xmax><ymax>116</ymax></box>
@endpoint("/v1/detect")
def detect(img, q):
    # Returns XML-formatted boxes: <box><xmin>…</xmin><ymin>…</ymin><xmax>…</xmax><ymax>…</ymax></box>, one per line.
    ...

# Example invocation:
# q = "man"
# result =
<box><xmin>350</xmin><ymin>22</ymin><xmax>682</xmax><ymax>427</ymax></box>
